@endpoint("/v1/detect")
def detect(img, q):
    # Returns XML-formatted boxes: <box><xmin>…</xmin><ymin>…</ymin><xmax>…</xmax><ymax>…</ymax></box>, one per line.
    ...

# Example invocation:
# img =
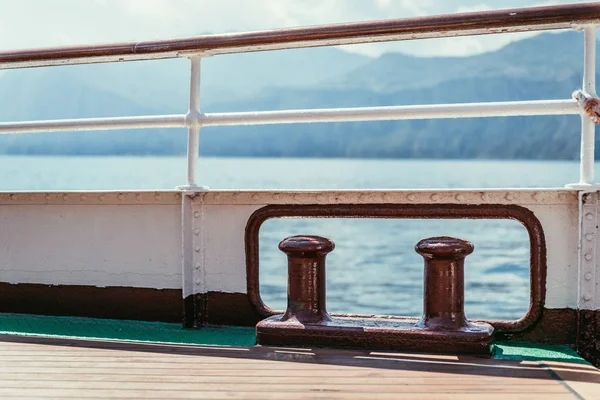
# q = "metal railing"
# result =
<box><xmin>0</xmin><ymin>3</ymin><xmax>599</xmax><ymax>190</ymax></box>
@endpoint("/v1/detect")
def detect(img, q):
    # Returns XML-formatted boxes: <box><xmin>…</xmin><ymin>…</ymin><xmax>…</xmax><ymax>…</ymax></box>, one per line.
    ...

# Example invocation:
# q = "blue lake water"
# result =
<box><xmin>0</xmin><ymin>155</ymin><xmax>587</xmax><ymax>321</ymax></box>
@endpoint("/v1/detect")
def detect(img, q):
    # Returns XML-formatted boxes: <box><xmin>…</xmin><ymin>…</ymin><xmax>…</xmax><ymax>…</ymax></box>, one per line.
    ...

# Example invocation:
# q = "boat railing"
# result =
<box><xmin>0</xmin><ymin>5</ymin><xmax>599</xmax><ymax>346</ymax></box>
<box><xmin>0</xmin><ymin>3</ymin><xmax>599</xmax><ymax>189</ymax></box>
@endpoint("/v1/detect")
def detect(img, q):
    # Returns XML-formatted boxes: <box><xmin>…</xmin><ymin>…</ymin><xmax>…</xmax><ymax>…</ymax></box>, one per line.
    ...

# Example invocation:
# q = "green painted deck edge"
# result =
<box><xmin>0</xmin><ymin>313</ymin><xmax>256</xmax><ymax>347</ymax></box>
<box><xmin>0</xmin><ymin>314</ymin><xmax>590</xmax><ymax>365</ymax></box>
<box><xmin>492</xmin><ymin>340</ymin><xmax>590</xmax><ymax>365</ymax></box>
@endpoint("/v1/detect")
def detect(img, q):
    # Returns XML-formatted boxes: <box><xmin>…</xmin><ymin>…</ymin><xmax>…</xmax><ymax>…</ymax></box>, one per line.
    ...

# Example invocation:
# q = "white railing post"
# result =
<box><xmin>568</xmin><ymin>26</ymin><xmax>598</xmax><ymax>190</ymax></box>
<box><xmin>580</xmin><ymin>26</ymin><xmax>597</xmax><ymax>186</ymax></box>
<box><xmin>177</xmin><ymin>55</ymin><xmax>209</xmax><ymax>191</ymax></box>
<box><xmin>570</xmin><ymin>26</ymin><xmax>600</xmax><ymax>319</ymax></box>
<box><xmin>583</xmin><ymin>27</ymin><xmax>598</xmax><ymax>99</ymax></box>
<box><xmin>178</xmin><ymin>55</ymin><xmax>208</xmax><ymax>327</ymax></box>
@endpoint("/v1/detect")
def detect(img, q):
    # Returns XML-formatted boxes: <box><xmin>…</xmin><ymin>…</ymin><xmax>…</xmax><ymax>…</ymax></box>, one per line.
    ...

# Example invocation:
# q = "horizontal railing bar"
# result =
<box><xmin>1</xmin><ymin>3</ymin><xmax>599</xmax><ymax>69</ymax></box>
<box><xmin>200</xmin><ymin>99</ymin><xmax>580</xmax><ymax>126</ymax></box>
<box><xmin>0</xmin><ymin>115</ymin><xmax>186</xmax><ymax>134</ymax></box>
<box><xmin>0</xmin><ymin>99</ymin><xmax>580</xmax><ymax>134</ymax></box>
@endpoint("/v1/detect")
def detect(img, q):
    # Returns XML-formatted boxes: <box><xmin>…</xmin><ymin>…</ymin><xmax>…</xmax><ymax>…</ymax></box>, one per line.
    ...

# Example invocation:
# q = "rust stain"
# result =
<box><xmin>573</xmin><ymin>90</ymin><xmax>600</xmax><ymax>124</ymax></box>
<box><xmin>582</xmin><ymin>97</ymin><xmax>600</xmax><ymax>124</ymax></box>
<box><xmin>0</xmin><ymin>283</ymin><xmax>182</xmax><ymax>322</ymax></box>
<box><xmin>577</xmin><ymin>309</ymin><xmax>600</xmax><ymax>367</ymax></box>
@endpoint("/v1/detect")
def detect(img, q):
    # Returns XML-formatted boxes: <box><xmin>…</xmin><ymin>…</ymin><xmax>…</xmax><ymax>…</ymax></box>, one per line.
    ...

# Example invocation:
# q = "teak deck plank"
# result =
<box><xmin>0</xmin><ymin>336</ymin><xmax>598</xmax><ymax>399</ymax></box>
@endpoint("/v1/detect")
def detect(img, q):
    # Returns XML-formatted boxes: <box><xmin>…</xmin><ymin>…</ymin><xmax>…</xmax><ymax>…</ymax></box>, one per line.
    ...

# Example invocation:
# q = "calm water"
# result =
<box><xmin>0</xmin><ymin>156</ymin><xmax>587</xmax><ymax>321</ymax></box>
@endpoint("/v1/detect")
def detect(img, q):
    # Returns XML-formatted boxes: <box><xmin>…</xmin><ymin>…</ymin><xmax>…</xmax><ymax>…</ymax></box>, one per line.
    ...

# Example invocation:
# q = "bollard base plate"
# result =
<box><xmin>256</xmin><ymin>315</ymin><xmax>494</xmax><ymax>355</ymax></box>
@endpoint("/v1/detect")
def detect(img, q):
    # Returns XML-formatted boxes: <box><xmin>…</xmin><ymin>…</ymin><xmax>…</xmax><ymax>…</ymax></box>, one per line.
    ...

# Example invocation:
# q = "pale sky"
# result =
<box><xmin>0</xmin><ymin>0</ymin><xmax>593</xmax><ymax>57</ymax></box>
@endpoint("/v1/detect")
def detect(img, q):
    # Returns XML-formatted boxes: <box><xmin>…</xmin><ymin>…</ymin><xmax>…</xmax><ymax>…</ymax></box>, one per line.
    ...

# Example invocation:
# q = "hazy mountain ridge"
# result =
<box><xmin>328</xmin><ymin>31</ymin><xmax>583</xmax><ymax>92</ymax></box>
<box><xmin>0</xmin><ymin>31</ymin><xmax>593</xmax><ymax>159</ymax></box>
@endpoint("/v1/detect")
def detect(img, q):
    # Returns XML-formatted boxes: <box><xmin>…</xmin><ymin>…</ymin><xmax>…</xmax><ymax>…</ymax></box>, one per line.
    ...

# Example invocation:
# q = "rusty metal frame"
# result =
<box><xmin>1</xmin><ymin>3</ymin><xmax>600</xmax><ymax>69</ymax></box>
<box><xmin>245</xmin><ymin>203</ymin><xmax>547</xmax><ymax>333</ymax></box>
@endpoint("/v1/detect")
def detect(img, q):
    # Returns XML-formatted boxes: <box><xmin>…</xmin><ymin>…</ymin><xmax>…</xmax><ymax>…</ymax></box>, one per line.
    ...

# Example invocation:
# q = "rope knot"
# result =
<box><xmin>573</xmin><ymin>90</ymin><xmax>600</xmax><ymax>124</ymax></box>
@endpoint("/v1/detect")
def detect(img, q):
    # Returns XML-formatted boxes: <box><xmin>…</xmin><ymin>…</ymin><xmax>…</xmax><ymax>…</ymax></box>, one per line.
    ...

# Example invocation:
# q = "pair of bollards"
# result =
<box><xmin>256</xmin><ymin>235</ymin><xmax>494</xmax><ymax>354</ymax></box>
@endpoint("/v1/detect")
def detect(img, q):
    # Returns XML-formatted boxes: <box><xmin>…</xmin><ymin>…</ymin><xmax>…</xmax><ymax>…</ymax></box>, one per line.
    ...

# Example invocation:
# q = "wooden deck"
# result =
<box><xmin>0</xmin><ymin>336</ymin><xmax>598</xmax><ymax>399</ymax></box>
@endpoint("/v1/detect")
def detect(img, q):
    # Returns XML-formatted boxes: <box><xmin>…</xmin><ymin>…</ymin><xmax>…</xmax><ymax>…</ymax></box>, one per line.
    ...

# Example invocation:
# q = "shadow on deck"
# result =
<box><xmin>0</xmin><ymin>333</ymin><xmax>598</xmax><ymax>399</ymax></box>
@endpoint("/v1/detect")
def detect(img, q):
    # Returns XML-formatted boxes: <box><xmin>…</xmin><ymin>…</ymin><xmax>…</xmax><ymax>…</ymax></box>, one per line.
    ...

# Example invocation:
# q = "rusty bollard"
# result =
<box><xmin>279</xmin><ymin>235</ymin><xmax>334</xmax><ymax>324</ymax></box>
<box><xmin>415</xmin><ymin>236</ymin><xmax>490</xmax><ymax>334</ymax></box>
<box><xmin>256</xmin><ymin>234</ymin><xmax>493</xmax><ymax>354</ymax></box>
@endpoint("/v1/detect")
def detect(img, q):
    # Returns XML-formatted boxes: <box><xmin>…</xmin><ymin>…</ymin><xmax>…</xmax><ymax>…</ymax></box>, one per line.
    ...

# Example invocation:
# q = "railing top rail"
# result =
<box><xmin>1</xmin><ymin>3</ymin><xmax>600</xmax><ymax>70</ymax></box>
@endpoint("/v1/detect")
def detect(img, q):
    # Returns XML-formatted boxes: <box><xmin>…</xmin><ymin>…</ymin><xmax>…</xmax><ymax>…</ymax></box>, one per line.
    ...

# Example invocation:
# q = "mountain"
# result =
<box><xmin>0</xmin><ymin>67</ymin><xmax>187</xmax><ymax>155</ymax></box>
<box><xmin>5</xmin><ymin>46</ymin><xmax>370</xmax><ymax>114</ymax></box>
<box><xmin>327</xmin><ymin>31</ymin><xmax>582</xmax><ymax>92</ymax></box>
<box><xmin>200</xmin><ymin>73</ymin><xmax>580</xmax><ymax>160</ymax></box>
<box><xmin>0</xmin><ymin>31</ymin><xmax>592</xmax><ymax>159</ymax></box>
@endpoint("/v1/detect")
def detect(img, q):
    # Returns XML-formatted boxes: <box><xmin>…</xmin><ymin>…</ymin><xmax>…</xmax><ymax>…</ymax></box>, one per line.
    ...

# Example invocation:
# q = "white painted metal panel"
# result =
<box><xmin>582</xmin><ymin>191</ymin><xmax>600</xmax><ymax>310</ymax></box>
<box><xmin>529</xmin><ymin>204</ymin><xmax>580</xmax><ymax>309</ymax></box>
<box><xmin>0</xmin><ymin>189</ymin><xmax>584</xmax><ymax>312</ymax></box>
<box><xmin>201</xmin><ymin>204</ymin><xmax>262</xmax><ymax>294</ymax></box>
<box><xmin>190</xmin><ymin>190</ymin><xmax>581</xmax><ymax>311</ymax></box>
<box><xmin>0</xmin><ymin>203</ymin><xmax>181</xmax><ymax>289</ymax></box>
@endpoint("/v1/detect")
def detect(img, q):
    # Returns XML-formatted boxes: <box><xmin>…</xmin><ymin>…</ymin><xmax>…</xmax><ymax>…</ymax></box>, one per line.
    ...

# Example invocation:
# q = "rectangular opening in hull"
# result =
<box><xmin>259</xmin><ymin>217</ymin><xmax>530</xmax><ymax>321</ymax></box>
